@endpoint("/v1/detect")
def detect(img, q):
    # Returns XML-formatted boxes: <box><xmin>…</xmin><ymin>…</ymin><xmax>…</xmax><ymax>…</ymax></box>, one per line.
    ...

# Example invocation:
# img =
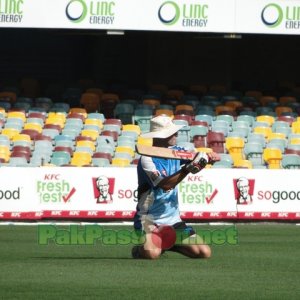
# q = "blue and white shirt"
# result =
<box><xmin>134</xmin><ymin>146</ymin><xmax>186</xmax><ymax>230</ymax></box>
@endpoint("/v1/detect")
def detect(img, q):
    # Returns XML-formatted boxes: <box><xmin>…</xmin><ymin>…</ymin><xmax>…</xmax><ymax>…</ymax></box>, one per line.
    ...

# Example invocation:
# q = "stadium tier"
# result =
<box><xmin>0</xmin><ymin>82</ymin><xmax>300</xmax><ymax>168</ymax></box>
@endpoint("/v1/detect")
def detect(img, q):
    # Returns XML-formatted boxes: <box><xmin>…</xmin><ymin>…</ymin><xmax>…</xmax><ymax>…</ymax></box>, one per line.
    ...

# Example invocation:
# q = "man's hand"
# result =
<box><xmin>184</xmin><ymin>152</ymin><xmax>209</xmax><ymax>174</ymax></box>
<box><xmin>183</xmin><ymin>151</ymin><xmax>221</xmax><ymax>174</ymax></box>
<box><xmin>207</xmin><ymin>152</ymin><xmax>221</xmax><ymax>164</ymax></box>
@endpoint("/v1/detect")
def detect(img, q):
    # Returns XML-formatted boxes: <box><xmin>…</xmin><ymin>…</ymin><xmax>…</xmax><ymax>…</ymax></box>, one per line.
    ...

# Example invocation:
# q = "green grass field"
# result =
<box><xmin>0</xmin><ymin>223</ymin><xmax>300</xmax><ymax>300</ymax></box>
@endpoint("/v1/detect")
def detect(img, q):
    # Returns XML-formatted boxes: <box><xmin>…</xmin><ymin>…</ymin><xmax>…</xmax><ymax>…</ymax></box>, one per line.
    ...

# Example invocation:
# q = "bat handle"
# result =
<box><xmin>199</xmin><ymin>158</ymin><xmax>208</xmax><ymax>168</ymax></box>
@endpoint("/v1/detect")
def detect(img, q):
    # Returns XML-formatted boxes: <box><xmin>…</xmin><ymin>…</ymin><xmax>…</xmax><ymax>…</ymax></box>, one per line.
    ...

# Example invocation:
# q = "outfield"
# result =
<box><xmin>0</xmin><ymin>223</ymin><xmax>299</xmax><ymax>300</ymax></box>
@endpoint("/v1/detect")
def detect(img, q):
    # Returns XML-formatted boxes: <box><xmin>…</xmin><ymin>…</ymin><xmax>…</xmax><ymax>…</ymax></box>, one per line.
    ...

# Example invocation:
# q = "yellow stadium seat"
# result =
<box><xmin>71</xmin><ymin>151</ymin><xmax>92</xmax><ymax>166</ymax></box>
<box><xmin>85</xmin><ymin>118</ymin><xmax>103</xmax><ymax>130</ymax></box>
<box><xmin>256</xmin><ymin>115</ymin><xmax>275</xmax><ymax>126</ymax></box>
<box><xmin>195</xmin><ymin>147</ymin><xmax>213</xmax><ymax>153</ymax></box>
<box><xmin>225</xmin><ymin>137</ymin><xmax>245</xmax><ymax>163</ymax></box>
<box><xmin>1</xmin><ymin>128</ymin><xmax>20</xmax><ymax>140</ymax></box>
<box><xmin>46</xmin><ymin>113</ymin><xmax>66</xmax><ymax>128</ymax></box>
<box><xmin>122</xmin><ymin>124</ymin><xmax>141</xmax><ymax>136</ymax></box>
<box><xmin>80</xmin><ymin>129</ymin><xmax>99</xmax><ymax>141</ymax></box>
<box><xmin>137</xmin><ymin>136</ymin><xmax>152</xmax><ymax>146</ymax></box>
<box><xmin>115</xmin><ymin>146</ymin><xmax>135</xmax><ymax>157</ymax></box>
<box><xmin>234</xmin><ymin>159</ymin><xmax>253</xmax><ymax>169</ymax></box>
<box><xmin>269</xmin><ymin>132</ymin><xmax>286</xmax><ymax>140</ymax></box>
<box><xmin>253</xmin><ymin>127</ymin><xmax>272</xmax><ymax>141</ymax></box>
<box><xmin>0</xmin><ymin>145</ymin><xmax>10</xmax><ymax>162</ymax></box>
<box><xmin>291</xmin><ymin>121</ymin><xmax>300</xmax><ymax>134</ymax></box>
<box><xmin>76</xmin><ymin>140</ymin><xmax>96</xmax><ymax>152</ymax></box>
<box><xmin>290</xmin><ymin>137</ymin><xmax>300</xmax><ymax>145</ymax></box>
<box><xmin>7</xmin><ymin>111</ymin><xmax>26</xmax><ymax>122</ymax></box>
<box><xmin>23</xmin><ymin>123</ymin><xmax>43</xmax><ymax>133</ymax></box>
<box><xmin>47</xmin><ymin>112</ymin><xmax>66</xmax><ymax>121</ymax></box>
<box><xmin>12</xmin><ymin>134</ymin><xmax>31</xmax><ymax>143</ymax></box>
<box><xmin>263</xmin><ymin>148</ymin><xmax>282</xmax><ymax>169</ymax></box>
<box><xmin>111</xmin><ymin>157</ymin><xmax>131</xmax><ymax>167</ymax></box>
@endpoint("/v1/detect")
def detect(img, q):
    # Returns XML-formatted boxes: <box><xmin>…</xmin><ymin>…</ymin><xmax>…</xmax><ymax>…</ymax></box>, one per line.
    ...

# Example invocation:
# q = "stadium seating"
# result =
<box><xmin>263</xmin><ymin>148</ymin><xmax>282</xmax><ymax>169</ymax></box>
<box><xmin>111</xmin><ymin>157</ymin><xmax>131</xmax><ymax>167</ymax></box>
<box><xmin>113</xmin><ymin>103</ymin><xmax>135</xmax><ymax>124</ymax></box>
<box><xmin>0</xmin><ymin>145</ymin><xmax>10</xmax><ymax>162</ymax></box>
<box><xmin>1</xmin><ymin>81</ymin><xmax>300</xmax><ymax>169</ymax></box>
<box><xmin>225</xmin><ymin>136</ymin><xmax>245</xmax><ymax>163</ymax></box>
<box><xmin>50</xmin><ymin>151</ymin><xmax>71</xmax><ymax>166</ymax></box>
<box><xmin>281</xmin><ymin>154</ymin><xmax>300</xmax><ymax>169</ymax></box>
<box><xmin>80</xmin><ymin>92</ymin><xmax>101</xmax><ymax>113</ymax></box>
<box><xmin>206</xmin><ymin>131</ymin><xmax>225</xmax><ymax>153</ymax></box>
<box><xmin>70</xmin><ymin>151</ymin><xmax>92</xmax><ymax>166</ymax></box>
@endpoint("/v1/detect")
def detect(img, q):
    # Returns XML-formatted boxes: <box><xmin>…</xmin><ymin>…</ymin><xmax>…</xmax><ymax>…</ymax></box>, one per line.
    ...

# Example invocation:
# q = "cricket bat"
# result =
<box><xmin>136</xmin><ymin>145</ymin><xmax>197</xmax><ymax>161</ymax></box>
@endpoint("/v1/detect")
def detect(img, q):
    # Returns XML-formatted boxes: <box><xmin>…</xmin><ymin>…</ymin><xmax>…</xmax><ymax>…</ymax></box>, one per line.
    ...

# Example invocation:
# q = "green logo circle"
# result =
<box><xmin>66</xmin><ymin>0</ymin><xmax>87</xmax><ymax>23</ymax></box>
<box><xmin>158</xmin><ymin>1</ymin><xmax>180</xmax><ymax>26</ymax></box>
<box><xmin>261</xmin><ymin>3</ymin><xmax>283</xmax><ymax>28</ymax></box>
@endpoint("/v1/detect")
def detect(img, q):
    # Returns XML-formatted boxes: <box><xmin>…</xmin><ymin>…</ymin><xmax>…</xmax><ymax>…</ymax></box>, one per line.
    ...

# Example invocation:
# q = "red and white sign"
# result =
<box><xmin>0</xmin><ymin>168</ymin><xmax>299</xmax><ymax>220</ymax></box>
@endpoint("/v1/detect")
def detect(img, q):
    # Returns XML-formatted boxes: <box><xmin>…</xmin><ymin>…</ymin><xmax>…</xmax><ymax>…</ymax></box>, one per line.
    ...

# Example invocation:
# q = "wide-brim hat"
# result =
<box><xmin>140</xmin><ymin>115</ymin><xmax>184</xmax><ymax>139</ymax></box>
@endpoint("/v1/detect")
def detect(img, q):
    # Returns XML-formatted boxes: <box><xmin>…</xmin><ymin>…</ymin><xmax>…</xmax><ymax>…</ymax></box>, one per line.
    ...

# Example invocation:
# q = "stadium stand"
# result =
<box><xmin>1</xmin><ymin>76</ymin><xmax>300</xmax><ymax>169</ymax></box>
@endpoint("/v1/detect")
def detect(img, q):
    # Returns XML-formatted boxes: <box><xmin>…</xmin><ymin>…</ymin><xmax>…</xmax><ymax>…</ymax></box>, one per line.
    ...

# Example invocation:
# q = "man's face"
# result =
<box><xmin>166</xmin><ymin>132</ymin><xmax>178</xmax><ymax>146</ymax></box>
<box><xmin>238</xmin><ymin>181</ymin><xmax>249</xmax><ymax>198</ymax></box>
<box><xmin>97</xmin><ymin>178</ymin><xmax>109</xmax><ymax>196</ymax></box>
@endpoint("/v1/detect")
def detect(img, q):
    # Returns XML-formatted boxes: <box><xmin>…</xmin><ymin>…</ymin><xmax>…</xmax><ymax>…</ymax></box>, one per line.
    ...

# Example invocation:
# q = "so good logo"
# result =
<box><xmin>0</xmin><ymin>187</ymin><xmax>21</xmax><ymax>200</ymax></box>
<box><xmin>233</xmin><ymin>177</ymin><xmax>300</xmax><ymax>204</ymax></box>
<box><xmin>257</xmin><ymin>190</ymin><xmax>300</xmax><ymax>204</ymax></box>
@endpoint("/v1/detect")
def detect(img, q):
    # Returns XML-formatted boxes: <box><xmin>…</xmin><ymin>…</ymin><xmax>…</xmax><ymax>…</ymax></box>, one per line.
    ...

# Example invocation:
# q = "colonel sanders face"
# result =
<box><xmin>237</xmin><ymin>177</ymin><xmax>250</xmax><ymax>200</ymax></box>
<box><xmin>96</xmin><ymin>176</ymin><xmax>110</xmax><ymax>198</ymax></box>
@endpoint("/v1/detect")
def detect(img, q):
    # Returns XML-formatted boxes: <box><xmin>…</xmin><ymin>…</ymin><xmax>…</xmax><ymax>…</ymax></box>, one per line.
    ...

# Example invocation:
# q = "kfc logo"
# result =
<box><xmin>93</xmin><ymin>176</ymin><xmax>115</xmax><ymax>204</ymax></box>
<box><xmin>233</xmin><ymin>177</ymin><xmax>255</xmax><ymax>205</ymax></box>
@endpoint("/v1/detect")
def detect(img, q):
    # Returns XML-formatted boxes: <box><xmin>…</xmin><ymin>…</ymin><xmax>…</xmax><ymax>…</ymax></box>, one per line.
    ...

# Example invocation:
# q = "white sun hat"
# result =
<box><xmin>140</xmin><ymin>115</ymin><xmax>184</xmax><ymax>139</ymax></box>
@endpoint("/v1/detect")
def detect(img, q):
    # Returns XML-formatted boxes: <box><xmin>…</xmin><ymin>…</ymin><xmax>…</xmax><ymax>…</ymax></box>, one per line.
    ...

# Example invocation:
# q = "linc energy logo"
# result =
<box><xmin>261</xmin><ymin>3</ymin><xmax>300</xmax><ymax>29</ymax></box>
<box><xmin>0</xmin><ymin>0</ymin><xmax>23</xmax><ymax>23</ymax></box>
<box><xmin>158</xmin><ymin>1</ymin><xmax>208</xmax><ymax>27</ymax></box>
<box><xmin>66</xmin><ymin>0</ymin><xmax>115</xmax><ymax>25</ymax></box>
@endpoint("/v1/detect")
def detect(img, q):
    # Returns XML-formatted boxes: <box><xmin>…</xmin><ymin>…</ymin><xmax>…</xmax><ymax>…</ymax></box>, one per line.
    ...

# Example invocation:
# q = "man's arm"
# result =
<box><xmin>157</xmin><ymin>151</ymin><xmax>220</xmax><ymax>191</ymax></box>
<box><xmin>157</xmin><ymin>167</ymin><xmax>190</xmax><ymax>191</ymax></box>
<box><xmin>140</xmin><ymin>155</ymin><xmax>189</xmax><ymax>192</ymax></box>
